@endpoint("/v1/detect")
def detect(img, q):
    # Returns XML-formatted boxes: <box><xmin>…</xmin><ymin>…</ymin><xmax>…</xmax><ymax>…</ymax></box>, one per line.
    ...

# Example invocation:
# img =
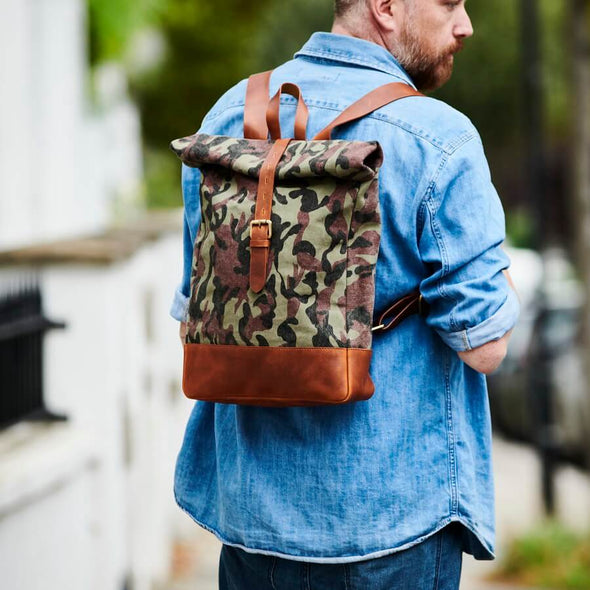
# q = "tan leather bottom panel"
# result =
<box><xmin>182</xmin><ymin>344</ymin><xmax>374</xmax><ymax>406</ymax></box>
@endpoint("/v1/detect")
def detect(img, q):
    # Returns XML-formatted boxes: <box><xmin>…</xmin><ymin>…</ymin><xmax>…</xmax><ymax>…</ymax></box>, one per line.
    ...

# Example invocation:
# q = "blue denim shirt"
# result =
<box><xmin>171</xmin><ymin>33</ymin><xmax>519</xmax><ymax>563</ymax></box>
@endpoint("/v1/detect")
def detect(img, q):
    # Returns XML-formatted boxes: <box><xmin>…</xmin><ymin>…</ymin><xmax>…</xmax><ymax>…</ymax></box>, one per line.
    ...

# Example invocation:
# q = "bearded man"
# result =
<box><xmin>171</xmin><ymin>1</ymin><xmax>519</xmax><ymax>588</ymax></box>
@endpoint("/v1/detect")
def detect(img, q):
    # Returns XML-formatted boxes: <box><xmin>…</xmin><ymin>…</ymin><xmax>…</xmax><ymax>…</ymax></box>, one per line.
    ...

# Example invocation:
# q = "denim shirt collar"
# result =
<box><xmin>294</xmin><ymin>32</ymin><xmax>417</xmax><ymax>90</ymax></box>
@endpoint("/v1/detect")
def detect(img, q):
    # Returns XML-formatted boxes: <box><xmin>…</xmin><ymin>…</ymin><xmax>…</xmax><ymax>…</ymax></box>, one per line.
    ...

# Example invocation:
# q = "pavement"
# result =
<box><xmin>159</xmin><ymin>436</ymin><xmax>590</xmax><ymax>590</ymax></box>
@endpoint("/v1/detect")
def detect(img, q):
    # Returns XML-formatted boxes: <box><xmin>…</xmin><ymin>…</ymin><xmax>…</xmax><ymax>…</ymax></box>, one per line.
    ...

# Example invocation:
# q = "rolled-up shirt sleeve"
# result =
<box><xmin>418</xmin><ymin>134</ymin><xmax>519</xmax><ymax>352</ymax></box>
<box><xmin>169</xmin><ymin>163</ymin><xmax>202</xmax><ymax>322</ymax></box>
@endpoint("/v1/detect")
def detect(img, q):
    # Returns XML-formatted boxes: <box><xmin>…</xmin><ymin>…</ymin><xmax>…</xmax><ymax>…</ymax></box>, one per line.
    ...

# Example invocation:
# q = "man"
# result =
<box><xmin>170</xmin><ymin>1</ymin><xmax>519</xmax><ymax>588</ymax></box>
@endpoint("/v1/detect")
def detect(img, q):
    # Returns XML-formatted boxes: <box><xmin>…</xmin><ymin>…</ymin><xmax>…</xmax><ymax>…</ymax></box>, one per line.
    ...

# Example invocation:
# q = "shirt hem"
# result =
<box><xmin>174</xmin><ymin>496</ymin><xmax>495</xmax><ymax>564</ymax></box>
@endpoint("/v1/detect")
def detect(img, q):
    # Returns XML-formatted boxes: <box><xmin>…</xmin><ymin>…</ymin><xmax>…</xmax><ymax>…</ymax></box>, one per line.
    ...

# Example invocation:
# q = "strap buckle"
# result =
<box><xmin>250</xmin><ymin>219</ymin><xmax>272</xmax><ymax>239</ymax></box>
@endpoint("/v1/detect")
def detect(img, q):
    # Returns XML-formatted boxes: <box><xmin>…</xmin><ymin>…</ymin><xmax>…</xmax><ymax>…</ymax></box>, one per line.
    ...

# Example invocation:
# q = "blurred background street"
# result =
<box><xmin>1</xmin><ymin>0</ymin><xmax>590</xmax><ymax>588</ymax></box>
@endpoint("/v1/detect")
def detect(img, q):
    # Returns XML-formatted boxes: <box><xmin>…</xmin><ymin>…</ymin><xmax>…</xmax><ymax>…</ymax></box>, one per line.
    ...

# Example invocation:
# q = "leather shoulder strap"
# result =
<box><xmin>244</xmin><ymin>70</ymin><xmax>273</xmax><ymax>139</ymax></box>
<box><xmin>313</xmin><ymin>83</ymin><xmax>422</xmax><ymax>141</ymax></box>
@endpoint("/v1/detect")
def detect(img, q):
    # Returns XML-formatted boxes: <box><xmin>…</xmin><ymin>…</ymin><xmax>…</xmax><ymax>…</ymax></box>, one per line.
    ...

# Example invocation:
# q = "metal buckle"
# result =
<box><xmin>250</xmin><ymin>219</ymin><xmax>272</xmax><ymax>239</ymax></box>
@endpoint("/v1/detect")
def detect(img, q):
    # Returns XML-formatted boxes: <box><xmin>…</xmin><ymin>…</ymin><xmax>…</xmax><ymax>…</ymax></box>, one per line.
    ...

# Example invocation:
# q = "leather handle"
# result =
<box><xmin>313</xmin><ymin>83</ymin><xmax>422</xmax><ymax>141</ymax></box>
<box><xmin>266</xmin><ymin>83</ymin><xmax>309</xmax><ymax>141</ymax></box>
<box><xmin>244</xmin><ymin>71</ymin><xmax>272</xmax><ymax>139</ymax></box>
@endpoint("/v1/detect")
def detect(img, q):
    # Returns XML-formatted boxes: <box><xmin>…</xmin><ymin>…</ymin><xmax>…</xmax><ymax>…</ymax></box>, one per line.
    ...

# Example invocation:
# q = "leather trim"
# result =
<box><xmin>249</xmin><ymin>138</ymin><xmax>292</xmax><ymax>293</ymax></box>
<box><xmin>244</xmin><ymin>71</ymin><xmax>272</xmax><ymax>139</ymax></box>
<box><xmin>183</xmin><ymin>344</ymin><xmax>375</xmax><ymax>406</ymax></box>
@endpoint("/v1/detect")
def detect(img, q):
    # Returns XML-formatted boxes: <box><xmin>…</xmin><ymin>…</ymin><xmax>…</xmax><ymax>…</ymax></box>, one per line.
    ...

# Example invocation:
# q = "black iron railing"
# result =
<box><xmin>0</xmin><ymin>283</ymin><xmax>67</xmax><ymax>429</ymax></box>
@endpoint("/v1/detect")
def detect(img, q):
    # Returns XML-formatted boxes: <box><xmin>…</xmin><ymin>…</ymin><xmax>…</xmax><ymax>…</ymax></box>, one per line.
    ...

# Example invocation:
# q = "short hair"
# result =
<box><xmin>334</xmin><ymin>0</ymin><xmax>363</xmax><ymax>18</ymax></box>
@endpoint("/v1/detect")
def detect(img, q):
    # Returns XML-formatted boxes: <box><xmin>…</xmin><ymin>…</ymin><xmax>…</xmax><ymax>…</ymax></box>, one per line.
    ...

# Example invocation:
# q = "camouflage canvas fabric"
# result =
<box><xmin>170</xmin><ymin>133</ymin><xmax>384</xmax><ymax>350</ymax></box>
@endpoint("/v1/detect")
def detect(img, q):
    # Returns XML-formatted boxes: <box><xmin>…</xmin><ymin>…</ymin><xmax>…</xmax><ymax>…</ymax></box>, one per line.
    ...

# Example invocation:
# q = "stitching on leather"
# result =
<box><xmin>185</xmin><ymin>344</ymin><xmax>372</xmax><ymax>352</ymax></box>
<box><xmin>183</xmin><ymin>345</ymin><xmax>371</xmax><ymax>403</ymax></box>
<box><xmin>346</xmin><ymin>348</ymin><xmax>350</xmax><ymax>400</ymax></box>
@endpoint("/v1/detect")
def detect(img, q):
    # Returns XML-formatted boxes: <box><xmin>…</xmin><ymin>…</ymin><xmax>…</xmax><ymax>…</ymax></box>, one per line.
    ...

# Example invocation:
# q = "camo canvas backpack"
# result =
<box><xmin>170</xmin><ymin>72</ymin><xmax>424</xmax><ymax>406</ymax></box>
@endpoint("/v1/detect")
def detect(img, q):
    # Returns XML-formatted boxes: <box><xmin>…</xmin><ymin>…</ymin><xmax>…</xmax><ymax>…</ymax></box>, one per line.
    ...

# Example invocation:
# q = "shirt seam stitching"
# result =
<box><xmin>462</xmin><ymin>291</ymin><xmax>516</xmax><ymax>345</ymax></box>
<box><xmin>203</xmin><ymin>100</ymin><xmax>468</xmax><ymax>153</ymax></box>
<box><xmin>444</xmin><ymin>351</ymin><xmax>459</xmax><ymax>516</ymax></box>
<box><xmin>174</xmin><ymin>496</ymin><xmax>494</xmax><ymax>561</ymax></box>
<box><xmin>445</xmin><ymin>132</ymin><xmax>477</xmax><ymax>155</ymax></box>
<box><xmin>437</xmin><ymin>290</ymin><xmax>518</xmax><ymax>350</ymax></box>
<box><xmin>416</xmin><ymin>198</ymin><xmax>427</xmax><ymax>250</ymax></box>
<box><xmin>295</xmin><ymin>49</ymin><xmax>413</xmax><ymax>83</ymax></box>
<box><xmin>462</xmin><ymin>330</ymin><xmax>471</xmax><ymax>350</ymax></box>
<box><xmin>422</xmin><ymin>136</ymin><xmax>481</xmax><ymax>331</ymax></box>
<box><xmin>423</xmin><ymin>156</ymin><xmax>459</xmax><ymax>330</ymax></box>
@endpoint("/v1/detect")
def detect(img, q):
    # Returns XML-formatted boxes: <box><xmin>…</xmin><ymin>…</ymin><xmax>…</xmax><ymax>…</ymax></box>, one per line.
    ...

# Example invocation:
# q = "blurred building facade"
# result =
<box><xmin>0</xmin><ymin>1</ymin><xmax>190</xmax><ymax>589</ymax></box>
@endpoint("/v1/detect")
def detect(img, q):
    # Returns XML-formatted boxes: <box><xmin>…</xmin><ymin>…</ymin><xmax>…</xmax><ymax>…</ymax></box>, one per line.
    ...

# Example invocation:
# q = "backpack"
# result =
<box><xmin>170</xmin><ymin>71</ymin><xmax>425</xmax><ymax>406</ymax></box>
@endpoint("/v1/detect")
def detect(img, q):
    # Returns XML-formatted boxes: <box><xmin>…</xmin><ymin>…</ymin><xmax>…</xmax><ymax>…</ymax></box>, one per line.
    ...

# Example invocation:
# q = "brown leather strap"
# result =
<box><xmin>250</xmin><ymin>138</ymin><xmax>292</xmax><ymax>292</ymax></box>
<box><xmin>313</xmin><ymin>83</ymin><xmax>422</xmax><ymax>141</ymax></box>
<box><xmin>244</xmin><ymin>71</ymin><xmax>272</xmax><ymax>139</ymax></box>
<box><xmin>372</xmin><ymin>291</ymin><xmax>427</xmax><ymax>333</ymax></box>
<box><xmin>266</xmin><ymin>83</ymin><xmax>309</xmax><ymax>141</ymax></box>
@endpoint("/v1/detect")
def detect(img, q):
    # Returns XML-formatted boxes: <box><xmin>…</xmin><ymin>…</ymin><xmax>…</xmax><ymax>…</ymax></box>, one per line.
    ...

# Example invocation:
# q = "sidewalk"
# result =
<box><xmin>160</xmin><ymin>436</ymin><xmax>590</xmax><ymax>589</ymax></box>
<box><xmin>461</xmin><ymin>435</ymin><xmax>590</xmax><ymax>589</ymax></box>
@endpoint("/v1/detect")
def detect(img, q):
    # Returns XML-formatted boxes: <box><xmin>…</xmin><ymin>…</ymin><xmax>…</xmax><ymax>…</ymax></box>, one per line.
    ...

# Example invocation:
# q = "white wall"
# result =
<box><xmin>0</xmin><ymin>2</ymin><xmax>191</xmax><ymax>588</ymax></box>
<box><xmin>0</xmin><ymin>228</ymin><xmax>193</xmax><ymax>590</ymax></box>
<box><xmin>0</xmin><ymin>0</ymin><xmax>35</xmax><ymax>246</ymax></box>
<box><xmin>0</xmin><ymin>0</ymin><xmax>143</xmax><ymax>250</ymax></box>
<box><xmin>0</xmin><ymin>430</ymin><xmax>103</xmax><ymax>590</ymax></box>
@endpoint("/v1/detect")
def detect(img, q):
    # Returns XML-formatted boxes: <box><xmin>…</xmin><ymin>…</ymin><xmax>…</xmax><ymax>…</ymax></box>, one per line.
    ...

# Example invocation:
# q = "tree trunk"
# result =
<box><xmin>521</xmin><ymin>0</ymin><xmax>547</xmax><ymax>248</ymax></box>
<box><xmin>571</xmin><ymin>0</ymin><xmax>590</xmax><ymax>467</ymax></box>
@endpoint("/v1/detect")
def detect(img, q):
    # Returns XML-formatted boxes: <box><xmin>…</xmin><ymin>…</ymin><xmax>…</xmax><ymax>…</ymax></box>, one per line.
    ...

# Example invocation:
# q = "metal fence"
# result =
<box><xmin>0</xmin><ymin>283</ymin><xmax>66</xmax><ymax>429</ymax></box>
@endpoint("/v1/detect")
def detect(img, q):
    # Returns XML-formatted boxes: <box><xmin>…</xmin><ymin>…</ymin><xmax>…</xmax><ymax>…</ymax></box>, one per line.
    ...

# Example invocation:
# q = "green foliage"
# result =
<box><xmin>253</xmin><ymin>0</ymin><xmax>334</xmax><ymax>70</ymax></box>
<box><xmin>143</xmin><ymin>147</ymin><xmax>183</xmax><ymax>209</ymax></box>
<box><xmin>432</xmin><ymin>0</ymin><xmax>569</xmax><ymax>145</ymax></box>
<box><xmin>494</xmin><ymin>522</ymin><xmax>590</xmax><ymax>589</ymax></box>
<box><xmin>88</xmin><ymin>0</ymin><xmax>163</xmax><ymax>63</ymax></box>
<box><xmin>433</xmin><ymin>0</ymin><xmax>522</xmax><ymax>147</ymax></box>
<box><xmin>126</xmin><ymin>0</ymin><xmax>275</xmax><ymax>207</ymax></box>
<box><xmin>131</xmin><ymin>0</ymin><xmax>273</xmax><ymax>148</ymax></box>
<box><xmin>98</xmin><ymin>0</ymin><xmax>573</xmax><ymax>210</ymax></box>
<box><xmin>506</xmin><ymin>206</ymin><xmax>536</xmax><ymax>248</ymax></box>
<box><xmin>540</xmin><ymin>0</ymin><xmax>570</xmax><ymax>139</ymax></box>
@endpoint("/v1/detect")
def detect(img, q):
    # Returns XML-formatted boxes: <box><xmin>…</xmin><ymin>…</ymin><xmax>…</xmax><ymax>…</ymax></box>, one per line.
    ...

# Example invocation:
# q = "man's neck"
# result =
<box><xmin>331</xmin><ymin>21</ymin><xmax>392</xmax><ymax>54</ymax></box>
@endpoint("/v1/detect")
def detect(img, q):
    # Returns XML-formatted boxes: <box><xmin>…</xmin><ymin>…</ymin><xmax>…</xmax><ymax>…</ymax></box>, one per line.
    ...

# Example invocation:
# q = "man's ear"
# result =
<box><xmin>367</xmin><ymin>0</ymin><xmax>405</xmax><ymax>34</ymax></box>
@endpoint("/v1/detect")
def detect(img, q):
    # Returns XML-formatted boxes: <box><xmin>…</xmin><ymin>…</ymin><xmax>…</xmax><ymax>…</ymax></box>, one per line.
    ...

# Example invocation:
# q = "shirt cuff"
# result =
<box><xmin>435</xmin><ymin>289</ymin><xmax>520</xmax><ymax>352</ymax></box>
<box><xmin>169</xmin><ymin>288</ymin><xmax>189</xmax><ymax>322</ymax></box>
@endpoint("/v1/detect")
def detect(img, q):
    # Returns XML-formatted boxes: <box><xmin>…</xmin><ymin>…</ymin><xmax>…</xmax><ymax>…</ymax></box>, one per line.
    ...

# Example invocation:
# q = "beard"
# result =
<box><xmin>394</xmin><ymin>24</ymin><xmax>464</xmax><ymax>93</ymax></box>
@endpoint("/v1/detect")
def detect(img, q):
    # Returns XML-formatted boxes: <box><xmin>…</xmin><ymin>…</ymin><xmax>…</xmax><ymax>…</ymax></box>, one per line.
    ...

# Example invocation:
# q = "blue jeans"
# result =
<box><xmin>218</xmin><ymin>523</ymin><xmax>464</xmax><ymax>590</ymax></box>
